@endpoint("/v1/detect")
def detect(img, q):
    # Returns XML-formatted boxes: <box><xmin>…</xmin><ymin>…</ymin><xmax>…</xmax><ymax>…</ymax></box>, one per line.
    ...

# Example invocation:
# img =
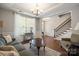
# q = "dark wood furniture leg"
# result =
<box><xmin>30</xmin><ymin>43</ymin><xmax>31</xmax><ymax>48</ymax></box>
<box><xmin>44</xmin><ymin>46</ymin><xmax>45</xmax><ymax>55</ymax></box>
<box><xmin>37</xmin><ymin>47</ymin><xmax>40</xmax><ymax>56</ymax></box>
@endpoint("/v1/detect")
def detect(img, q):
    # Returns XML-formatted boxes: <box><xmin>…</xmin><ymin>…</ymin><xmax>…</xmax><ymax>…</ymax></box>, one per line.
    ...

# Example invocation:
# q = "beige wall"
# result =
<box><xmin>71</xmin><ymin>7</ymin><xmax>79</xmax><ymax>29</ymax></box>
<box><xmin>0</xmin><ymin>8</ymin><xmax>15</xmax><ymax>37</ymax></box>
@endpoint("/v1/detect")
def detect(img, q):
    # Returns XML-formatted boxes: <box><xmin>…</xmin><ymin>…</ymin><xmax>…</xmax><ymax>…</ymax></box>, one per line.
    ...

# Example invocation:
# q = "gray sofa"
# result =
<box><xmin>0</xmin><ymin>34</ymin><xmax>25</xmax><ymax>56</ymax></box>
<box><xmin>8</xmin><ymin>38</ymin><xmax>25</xmax><ymax>51</ymax></box>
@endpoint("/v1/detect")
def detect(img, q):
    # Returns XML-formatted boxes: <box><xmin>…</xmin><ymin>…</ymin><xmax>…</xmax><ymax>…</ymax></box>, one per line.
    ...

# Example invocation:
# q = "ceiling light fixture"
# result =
<box><xmin>31</xmin><ymin>3</ymin><xmax>41</xmax><ymax>16</ymax></box>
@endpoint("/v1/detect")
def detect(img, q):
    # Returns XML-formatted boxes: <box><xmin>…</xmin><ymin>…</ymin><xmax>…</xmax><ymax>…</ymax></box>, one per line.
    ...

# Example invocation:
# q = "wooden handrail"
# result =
<box><xmin>55</xmin><ymin>17</ymin><xmax>71</xmax><ymax>32</ymax></box>
<box><xmin>54</xmin><ymin>17</ymin><xmax>71</xmax><ymax>37</ymax></box>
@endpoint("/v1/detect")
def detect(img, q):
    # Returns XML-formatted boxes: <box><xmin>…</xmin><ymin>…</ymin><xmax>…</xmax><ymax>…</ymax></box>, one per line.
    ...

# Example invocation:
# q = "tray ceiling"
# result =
<box><xmin>0</xmin><ymin>3</ymin><xmax>78</xmax><ymax>18</ymax></box>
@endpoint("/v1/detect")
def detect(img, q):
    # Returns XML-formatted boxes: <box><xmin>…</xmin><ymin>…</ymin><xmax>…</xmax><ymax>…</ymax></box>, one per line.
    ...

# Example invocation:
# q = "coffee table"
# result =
<box><xmin>30</xmin><ymin>38</ymin><xmax>46</xmax><ymax>56</ymax></box>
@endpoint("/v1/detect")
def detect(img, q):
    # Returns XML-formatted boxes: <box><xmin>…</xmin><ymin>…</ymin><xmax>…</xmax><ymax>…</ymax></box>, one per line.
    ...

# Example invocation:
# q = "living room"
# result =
<box><xmin>0</xmin><ymin>3</ymin><xmax>79</xmax><ymax>56</ymax></box>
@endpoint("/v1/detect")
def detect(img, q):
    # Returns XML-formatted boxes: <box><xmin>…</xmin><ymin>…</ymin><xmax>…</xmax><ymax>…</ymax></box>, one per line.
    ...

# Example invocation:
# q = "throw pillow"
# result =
<box><xmin>3</xmin><ymin>34</ymin><xmax>12</xmax><ymax>43</ymax></box>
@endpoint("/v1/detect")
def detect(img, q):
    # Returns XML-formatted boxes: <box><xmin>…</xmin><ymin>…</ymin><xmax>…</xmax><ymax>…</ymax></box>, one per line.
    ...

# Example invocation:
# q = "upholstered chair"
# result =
<box><xmin>68</xmin><ymin>30</ymin><xmax>79</xmax><ymax>56</ymax></box>
<box><xmin>71</xmin><ymin>30</ymin><xmax>79</xmax><ymax>43</ymax></box>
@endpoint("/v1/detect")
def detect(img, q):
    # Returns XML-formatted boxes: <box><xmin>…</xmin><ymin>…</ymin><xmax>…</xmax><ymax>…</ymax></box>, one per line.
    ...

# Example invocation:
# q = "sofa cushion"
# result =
<box><xmin>3</xmin><ymin>34</ymin><xmax>12</xmax><ymax>43</ymax></box>
<box><xmin>0</xmin><ymin>51</ymin><xmax>19</xmax><ymax>56</ymax></box>
<box><xmin>0</xmin><ymin>41</ymin><xmax>4</xmax><ymax>47</ymax></box>
<box><xmin>0</xmin><ymin>45</ymin><xmax>19</xmax><ymax>56</ymax></box>
<box><xmin>13</xmin><ymin>43</ymin><xmax>25</xmax><ymax>51</ymax></box>
<box><xmin>0</xmin><ymin>38</ymin><xmax>6</xmax><ymax>46</ymax></box>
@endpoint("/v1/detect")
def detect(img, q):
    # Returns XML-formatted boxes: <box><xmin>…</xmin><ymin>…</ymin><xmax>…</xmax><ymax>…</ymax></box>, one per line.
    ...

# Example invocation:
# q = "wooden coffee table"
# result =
<box><xmin>30</xmin><ymin>38</ymin><xmax>46</xmax><ymax>56</ymax></box>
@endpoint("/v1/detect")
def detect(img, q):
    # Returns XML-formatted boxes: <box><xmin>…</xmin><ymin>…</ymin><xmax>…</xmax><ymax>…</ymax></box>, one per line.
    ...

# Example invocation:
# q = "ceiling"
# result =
<box><xmin>0</xmin><ymin>3</ymin><xmax>79</xmax><ymax>18</ymax></box>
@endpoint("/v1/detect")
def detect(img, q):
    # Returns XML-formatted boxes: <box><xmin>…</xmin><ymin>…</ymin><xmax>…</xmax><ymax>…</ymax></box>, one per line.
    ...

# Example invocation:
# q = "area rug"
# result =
<box><xmin>19</xmin><ymin>43</ymin><xmax>61</xmax><ymax>56</ymax></box>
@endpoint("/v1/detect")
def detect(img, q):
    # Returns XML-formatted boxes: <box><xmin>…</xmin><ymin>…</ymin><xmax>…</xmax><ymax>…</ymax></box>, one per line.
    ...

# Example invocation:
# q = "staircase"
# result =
<box><xmin>54</xmin><ymin>17</ymin><xmax>72</xmax><ymax>38</ymax></box>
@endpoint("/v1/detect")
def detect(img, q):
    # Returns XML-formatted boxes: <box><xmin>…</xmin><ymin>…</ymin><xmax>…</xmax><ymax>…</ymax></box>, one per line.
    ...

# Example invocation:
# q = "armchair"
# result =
<box><xmin>68</xmin><ymin>30</ymin><xmax>79</xmax><ymax>55</ymax></box>
<box><xmin>22</xmin><ymin>33</ymin><xmax>33</xmax><ymax>44</ymax></box>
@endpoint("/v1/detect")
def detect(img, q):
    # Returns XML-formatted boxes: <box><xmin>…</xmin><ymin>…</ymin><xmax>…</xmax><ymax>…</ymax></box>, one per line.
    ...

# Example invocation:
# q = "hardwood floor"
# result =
<box><xmin>44</xmin><ymin>36</ymin><xmax>67</xmax><ymax>56</ymax></box>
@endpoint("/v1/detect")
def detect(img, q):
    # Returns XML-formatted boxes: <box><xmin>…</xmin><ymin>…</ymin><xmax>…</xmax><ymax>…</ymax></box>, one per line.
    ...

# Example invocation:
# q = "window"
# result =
<box><xmin>14</xmin><ymin>13</ymin><xmax>35</xmax><ymax>36</ymax></box>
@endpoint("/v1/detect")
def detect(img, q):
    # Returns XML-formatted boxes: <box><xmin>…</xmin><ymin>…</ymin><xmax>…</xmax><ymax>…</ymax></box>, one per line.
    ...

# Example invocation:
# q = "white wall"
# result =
<box><xmin>55</xmin><ymin>6</ymin><xmax>79</xmax><ymax>40</ymax></box>
<box><xmin>26</xmin><ymin>17</ymin><xmax>36</xmax><ymax>35</ymax></box>
<box><xmin>0</xmin><ymin>8</ymin><xmax>36</xmax><ymax>38</ymax></box>
<box><xmin>53</xmin><ymin>13</ymin><xmax>71</xmax><ymax>28</ymax></box>
<box><xmin>14</xmin><ymin>13</ymin><xmax>35</xmax><ymax>36</ymax></box>
<box><xmin>42</xmin><ymin>13</ymin><xmax>71</xmax><ymax>37</ymax></box>
<box><xmin>0</xmin><ymin>5</ymin><xmax>79</xmax><ymax>40</ymax></box>
<box><xmin>54</xmin><ymin>6</ymin><xmax>79</xmax><ymax>40</ymax></box>
<box><xmin>35</xmin><ymin>18</ymin><xmax>42</xmax><ymax>38</ymax></box>
<box><xmin>44</xmin><ymin>19</ymin><xmax>54</xmax><ymax>36</ymax></box>
<box><xmin>0</xmin><ymin>8</ymin><xmax>15</xmax><ymax>37</ymax></box>
<box><xmin>14</xmin><ymin>13</ymin><xmax>36</xmax><ymax>42</ymax></box>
